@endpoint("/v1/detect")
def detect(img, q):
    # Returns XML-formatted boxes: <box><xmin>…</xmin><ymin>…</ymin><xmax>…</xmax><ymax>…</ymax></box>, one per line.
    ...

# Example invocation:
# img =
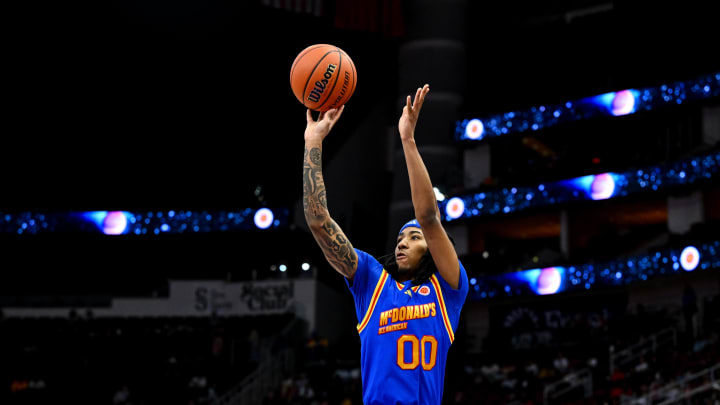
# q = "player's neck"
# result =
<box><xmin>396</xmin><ymin>268</ymin><xmax>416</xmax><ymax>283</ymax></box>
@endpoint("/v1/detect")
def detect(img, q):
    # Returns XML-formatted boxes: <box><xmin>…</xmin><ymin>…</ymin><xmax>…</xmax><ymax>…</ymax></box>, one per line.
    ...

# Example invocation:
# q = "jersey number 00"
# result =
<box><xmin>396</xmin><ymin>334</ymin><xmax>437</xmax><ymax>370</ymax></box>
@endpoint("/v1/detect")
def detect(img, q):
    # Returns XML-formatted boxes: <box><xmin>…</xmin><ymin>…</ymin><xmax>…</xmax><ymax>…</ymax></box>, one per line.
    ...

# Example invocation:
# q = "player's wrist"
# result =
<box><xmin>304</xmin><ymin>133</ymin><xmax>325</xmax><ymax>145</ymax></box>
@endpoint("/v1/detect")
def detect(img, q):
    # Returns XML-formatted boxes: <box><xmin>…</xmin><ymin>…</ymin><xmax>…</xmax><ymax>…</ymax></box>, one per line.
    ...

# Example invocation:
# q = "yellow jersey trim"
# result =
<box><xmin>357</xmin><ymin>270</ymin><xmax>389</xmax><ymax>333</ymax></box>
<box><xmin>430</xmin><ymin>274</ymin><xmax>454</xmax><ymax>343</ymax></box>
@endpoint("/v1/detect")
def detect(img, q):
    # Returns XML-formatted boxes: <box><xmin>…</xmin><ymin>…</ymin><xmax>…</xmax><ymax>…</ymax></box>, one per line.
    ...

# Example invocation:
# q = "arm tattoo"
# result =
<box><xmin>319</xmin><ymin>220</ymin><xmax>357</xmax><ymax>272</ymax></box>
<box><xmin>309</xmin><ymin>148</ymin><xmax>322</xmax><ymax>165</ymax></box>
<box><xmin>321</xmin><ymin>220</ymin><xmax>338</xmax><ymax>236</ymax></box>
<box><xmin>303</xmin><ymin>146</ymin><xmax>357</xmax><ymax>273</ymax></box>
<box><xmin>303</xmin><ymin>146</ymin><xmax>328</xmax><ymax>219</ymax></box>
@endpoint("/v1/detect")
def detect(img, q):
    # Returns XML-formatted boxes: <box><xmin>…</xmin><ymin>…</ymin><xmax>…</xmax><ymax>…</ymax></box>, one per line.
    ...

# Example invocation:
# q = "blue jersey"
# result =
<box><xmin>345</xmin><ymin>249</ymin><xmax>469</xmax><ymax>405</ymax></box>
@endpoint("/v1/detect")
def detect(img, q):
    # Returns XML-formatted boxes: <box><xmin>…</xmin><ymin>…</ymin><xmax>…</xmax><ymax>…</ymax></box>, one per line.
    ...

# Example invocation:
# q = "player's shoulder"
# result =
<box><xmin>354</xmin><ymin>248</ymin><xmax>384</xmax><ymax>273</ymax></box>
<box><xmin>354</xmin><ymin>248</ymin><xmax>378</xmax><ymax>263</ymax></box>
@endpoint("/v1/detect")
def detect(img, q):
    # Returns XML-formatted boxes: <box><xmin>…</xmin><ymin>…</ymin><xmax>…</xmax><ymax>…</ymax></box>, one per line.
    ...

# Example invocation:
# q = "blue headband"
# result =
<box><xmin>399</xmin><ymin>219</ymin><xmax>421</xmax><ymax>234</ymax></box>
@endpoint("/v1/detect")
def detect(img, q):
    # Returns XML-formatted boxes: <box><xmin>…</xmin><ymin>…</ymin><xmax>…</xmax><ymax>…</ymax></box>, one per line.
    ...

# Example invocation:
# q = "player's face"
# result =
<box><xmin>395</xmin><ymin>228</ymin><xmax>428</xmax><ymax>275</ymax></box>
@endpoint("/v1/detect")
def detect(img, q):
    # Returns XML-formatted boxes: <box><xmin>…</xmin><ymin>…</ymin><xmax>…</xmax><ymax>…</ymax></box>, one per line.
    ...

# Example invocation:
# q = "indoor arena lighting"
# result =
<box><xmin>439</xmin><ymin>150</ymin><xmax>719</xmax><ymax>222</ymax></box>
<box><xmin>1</xmin><ymin>208</ymin><xmax>288</xmax><ymax>234</ymax></box>
<box><xmin>253</xmin><ymin>208</ymin><xmax>274</xmax><ymax>229</ymax></box>
<box><xmin>101</xmin><ymin>211</ymin><xmax>129</xmax><ymax>235</ymax></box>
<box><xmin>445</xmin><ymin>197</ymin><xmax>465</xmax><ymax>220</ymax></box>
<box><xmin>80</xmin><ymin>211</ymin><xmax>131</xmax><ymax>235</ymax></box>
<box><xmin>455</xmin><ymin>72</ymin><xmax>719</xmax><ymax>141</ymax></box>
<box><xmin>468</xmin><ymin>240</ymin><xmax>719</xmax><ymax>301</ymax></box>
<box><xmin>680</xmin><ymin>246</ymin><xmax>700</xmax><ymax>271</ymax></box>
<box><xmin>464</xmin><ymin>118</ymin><xmax>485</xmax><ymax>140</ymax></box>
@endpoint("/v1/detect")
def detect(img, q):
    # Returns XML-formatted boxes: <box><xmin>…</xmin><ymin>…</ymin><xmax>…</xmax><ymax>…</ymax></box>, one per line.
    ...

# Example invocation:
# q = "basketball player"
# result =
<box><xmin>302</xmin><ymin>84</ymin><xmax>469</xmax><ymax>404</ymax></box>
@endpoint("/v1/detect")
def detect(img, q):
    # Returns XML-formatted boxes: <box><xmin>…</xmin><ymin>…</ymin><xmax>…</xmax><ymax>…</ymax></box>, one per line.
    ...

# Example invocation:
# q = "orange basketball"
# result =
<box><xmin>290</xmin><ymin>44</ymin><xmax>357</xmax><ymax>112</ymax></box>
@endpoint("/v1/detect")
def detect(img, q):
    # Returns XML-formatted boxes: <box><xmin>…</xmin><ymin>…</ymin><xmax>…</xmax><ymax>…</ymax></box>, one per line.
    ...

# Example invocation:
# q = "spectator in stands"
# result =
<box><xmin>296</xmin><ymin>372</ymin><xmax>315</xmax><ymax>402</ymax></box>
<box><xmin>112</xmin><ymin>385</ymin><xmax>130</xmax><ymax>404</ymax></box>
<box><xmin>524</xmin><ymin>359</ymin><xmax>539</xmax><ymax>378</ymax></box>
<box><xmin>301</xmin><ymin>84</ymin><xmax>469</xmax><ymax>405</ymax></box>
<box><xmin>280</xmin><ymin>373</ymin><xmax>299</xmax><ymax>402</ymax></box>
<box><xmin>305</xmin><ymin>330</ymin><xmax>329</xmax><ymax>366</ymax></box>
<box><xmin>553</xmin><ymin>351</ymin><xmax>570</xmax><ymax>375</ymax></box>
<box><xmin>633</xmin><ymin>356</ymin><xmax>649</xmax><ymax>374</ymax></box>
<box><xmin>586</xmin><ymin>356</ymin><xmax>598</xmax><ymax>370</ymax></box>
<box><xmin>188</xmin><ymin>375</ymin><xmax>208</xmax><ymax>402</ymax></box>
<box><xmin>480</xmin><ymin>362</ymin><xmax>501</xmax><ymax>382</ymax></box>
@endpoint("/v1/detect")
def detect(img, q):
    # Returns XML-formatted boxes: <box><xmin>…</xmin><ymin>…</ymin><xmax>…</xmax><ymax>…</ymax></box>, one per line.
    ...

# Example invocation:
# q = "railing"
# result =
<box><xmin>621</xmin><ymin>363</ymin><xmax>720</xmax><ymax>405</ymax></box>
<box><xmin>217</xmin><ymin>348</ymin><xmax>293</xmax><ymax>405</ymax></box>
<box><xmin>543</xmin><ymin>368</ymin><xmax>593</xmax><ymax>405</ymax></box>
<box><xmin>610</xmin><ymin>327</ymin><xmax>677</xmax><ymax>375</ymax></box>
<box><xmin>214</xmin><ymin>318</ymin><xmax>303</xmax><ymax>405</ymax></box>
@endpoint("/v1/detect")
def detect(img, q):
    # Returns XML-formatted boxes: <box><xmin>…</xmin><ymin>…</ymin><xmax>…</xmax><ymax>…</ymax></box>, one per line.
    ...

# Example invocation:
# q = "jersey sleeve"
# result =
<box><xmin>344</xmin><ymin>248</ymin><xmax>383</xmax><ymax>323</ymax></box>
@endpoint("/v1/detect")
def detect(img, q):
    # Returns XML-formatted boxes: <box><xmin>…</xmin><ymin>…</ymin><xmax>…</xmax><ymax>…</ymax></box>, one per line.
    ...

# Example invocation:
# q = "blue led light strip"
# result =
<box><xmin>439</xmin><ymin>150</ymin><xmax>719</xmax><ymax>222</ymax></box>
<box><xmin>455</xmin><ymin>72</ymin><xmax>720</xmax><ymax>141</ymax></box>
<box><xmin>468</xmin><ymin>240</ymin><xmax>719</xmax><ymax>301</ymax></box>
<box><xmin>0</xmin><ymin>208</ymin><xmax>289</xmax><ymax>235</ymax></box>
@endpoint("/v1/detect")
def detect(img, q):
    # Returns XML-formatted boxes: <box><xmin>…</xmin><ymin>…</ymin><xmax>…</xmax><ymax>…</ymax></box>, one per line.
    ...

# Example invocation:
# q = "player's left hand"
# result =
<box><xmin>399</xmin><ymin>84</ymin><xmax>430</xmax><ymax>141</ymax></box>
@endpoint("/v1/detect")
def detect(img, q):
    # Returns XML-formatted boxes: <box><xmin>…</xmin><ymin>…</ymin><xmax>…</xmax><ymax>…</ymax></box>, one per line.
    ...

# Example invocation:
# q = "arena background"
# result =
<box><xmin>2</xmin><ymin>1</ymin><xmax>719</xmax><ymax>404</ymax></box>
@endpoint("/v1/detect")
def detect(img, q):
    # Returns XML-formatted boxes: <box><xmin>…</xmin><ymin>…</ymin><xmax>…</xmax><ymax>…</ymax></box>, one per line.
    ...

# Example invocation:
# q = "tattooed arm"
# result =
<box><xmin>303</xmin><ymin>106</ymin><xmax>358</xmax><ymax>279</ymax></box>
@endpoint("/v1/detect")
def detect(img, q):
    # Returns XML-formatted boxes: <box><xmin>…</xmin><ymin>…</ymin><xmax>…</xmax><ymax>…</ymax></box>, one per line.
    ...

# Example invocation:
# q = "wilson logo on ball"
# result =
<box><xmin>307</xmin><ymin>63</ymin><xmax>337</xmax><ymax>103</ymax></box>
